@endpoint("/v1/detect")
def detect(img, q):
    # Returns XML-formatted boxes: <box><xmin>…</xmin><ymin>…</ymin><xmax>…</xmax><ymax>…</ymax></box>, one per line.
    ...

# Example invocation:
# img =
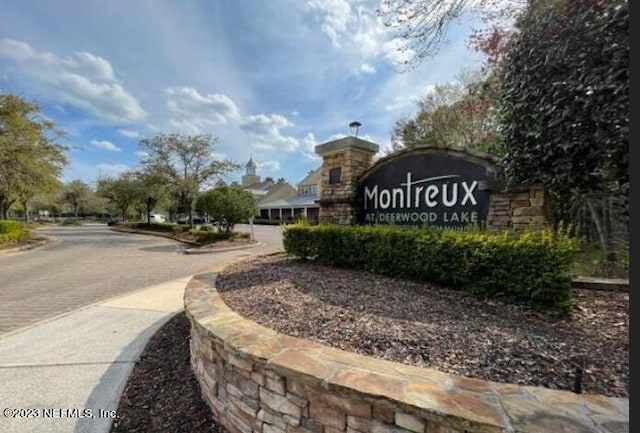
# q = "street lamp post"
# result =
<box><xmin>349</xmin><ymin>121</ymin><xmax>362</xmax><ymax>137</ymax></box>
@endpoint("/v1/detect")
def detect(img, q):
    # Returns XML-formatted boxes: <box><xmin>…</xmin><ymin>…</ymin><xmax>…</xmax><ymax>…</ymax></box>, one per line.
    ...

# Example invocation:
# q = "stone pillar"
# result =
<box><xmin>315</xmin><ymin>137</ymin><xmax>379</xmax><ymax>225</ymax></box>
<box><xmin>487</xmin><ymin>185</ymin><xmax>553</xmax><ymax>230</ymax></box>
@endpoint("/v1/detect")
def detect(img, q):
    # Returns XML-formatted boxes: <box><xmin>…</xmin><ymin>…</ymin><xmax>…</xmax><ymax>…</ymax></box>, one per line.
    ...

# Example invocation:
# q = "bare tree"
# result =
<box><xmin>377</xmin><ymin>0</ymin><xmax>526</xmax><ymax>68</ymax></box>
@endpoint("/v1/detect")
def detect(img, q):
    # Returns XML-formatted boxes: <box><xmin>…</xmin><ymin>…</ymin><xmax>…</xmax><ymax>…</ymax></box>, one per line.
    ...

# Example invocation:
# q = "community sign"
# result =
<box><xmin>358</xmin><ymin>149</ymin><xmax>498</xmax><ymax>229</ymax></box>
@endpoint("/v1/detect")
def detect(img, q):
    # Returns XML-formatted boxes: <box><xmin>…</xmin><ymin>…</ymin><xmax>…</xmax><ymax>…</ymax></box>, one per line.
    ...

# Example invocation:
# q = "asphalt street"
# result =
<box><xmin>0</xmin><ymin>223</ymin><xmax>280</xmax><ymax>433</ymax></box>
<box><xmin>0</xmin><ymin>224</ymin><xmax>283</xmax><ymax>336</ymax></box>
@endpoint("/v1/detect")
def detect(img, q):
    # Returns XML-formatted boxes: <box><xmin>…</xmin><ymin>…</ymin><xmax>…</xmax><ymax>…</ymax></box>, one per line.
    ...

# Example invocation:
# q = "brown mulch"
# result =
<box><xmin>192</xmin><ymin>239</ymin><xmax>256</xmax><ymax>250</ymax></box>
<box><xmin>216</xmin><ymin>254</ymin><xmax>629</xmax><ymax>398</ymax></box>
<box><xmin>110</xmin><ymin>254</ymin><xmax>627</xmax><ymax>432</ymax></box>
<box><xmin>110</xmin><ymin>312</ymin><xmax>228</xmax><ymax>433</ymax></box>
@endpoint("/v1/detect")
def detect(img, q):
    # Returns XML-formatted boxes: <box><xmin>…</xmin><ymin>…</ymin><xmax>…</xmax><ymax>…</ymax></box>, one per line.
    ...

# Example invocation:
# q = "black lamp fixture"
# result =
<box><xmin>349</xmin><ymin>121</ymin><xmax>362</xmax><ymax>137</ymax></box>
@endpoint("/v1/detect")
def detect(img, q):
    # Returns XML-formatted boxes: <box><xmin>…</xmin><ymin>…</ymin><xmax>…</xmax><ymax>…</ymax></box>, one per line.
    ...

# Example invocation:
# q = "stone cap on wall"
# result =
<box><xmin>185</xmin><ymin>271</ymin><xmax>629</xmax><ymax>433</ymax></box>
<box><xmin>315</xmin><ymin>136</ymin><xmax>380</xmax><ymax>157</ymax></box>
<box><xmin>359</xmin><ymin>145</ymin><xmax>501</xmax><ymax>182</ymax></box>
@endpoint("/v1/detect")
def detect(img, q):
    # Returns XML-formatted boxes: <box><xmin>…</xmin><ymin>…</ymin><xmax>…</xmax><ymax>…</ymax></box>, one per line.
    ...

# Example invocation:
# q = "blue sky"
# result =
<box><xmin>0</xmin><ymin>0</ymin><xmax>486</xmax><ymax>187</ymax></box>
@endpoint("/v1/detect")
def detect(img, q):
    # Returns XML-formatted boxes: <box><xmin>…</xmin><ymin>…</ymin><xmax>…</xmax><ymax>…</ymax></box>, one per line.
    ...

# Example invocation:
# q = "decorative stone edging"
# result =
<box><xmin>572</xmin><ymin>277</ymin><xmax>629</xmax><ymax>292</ymax></box>
<box><xmin>109</xmin><ymin>226</ymin><xmax>201</xmax><ymax>245</ymax></box>
<box><xmin>185</xmin><ymin>272</ymin><xmax>629</xmax><ymax>433</ymax></box>
<box><xmin>0</xmin><ymin>236</ymin><xmax>55</xmax><ymax>256</ymax></box>
<box><xmin>110</xmin><ymin>226</ymin><xmax>261</xmax><ymax>253</ymax></box>
<box><xmin>184</xmin><ymin>242</ymin><xmax>263</xmax><ymax>255</ymax></box>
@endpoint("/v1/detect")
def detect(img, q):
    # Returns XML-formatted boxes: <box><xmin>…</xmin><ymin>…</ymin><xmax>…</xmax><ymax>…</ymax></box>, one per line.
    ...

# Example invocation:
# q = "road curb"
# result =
<box><xmin>110</xmin><ymin>226</ymin><xmax>264</xmax><ymax>253</ymax></box>
<box><xmin>183</xmin><ymin>241</ymin><xmax>264</xmax><ymax>254</ymax></box>
<box><xmin>0</xmin><ymin>235</ymin><xmax>58</xmax><ymax>256</ymax></box>
<box><xmin>109</xmin><ymin>226</ymin><xmax>201</xmax><ymax>246</ymax></box>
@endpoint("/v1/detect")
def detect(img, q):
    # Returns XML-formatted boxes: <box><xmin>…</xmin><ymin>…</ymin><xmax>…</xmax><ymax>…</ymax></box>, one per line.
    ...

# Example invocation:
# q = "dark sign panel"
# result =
<box><xmin>358</xmin><ymin>152</ymin><xmax>496</xmax><ymax>229</ymax></box>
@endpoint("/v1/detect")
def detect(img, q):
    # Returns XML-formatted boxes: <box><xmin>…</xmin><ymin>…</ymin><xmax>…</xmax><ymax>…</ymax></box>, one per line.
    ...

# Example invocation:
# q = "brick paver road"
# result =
<box><xmin>0</xmin><ymin>225</ymin><xmax>282</xmax><ymax>336</ymax></box>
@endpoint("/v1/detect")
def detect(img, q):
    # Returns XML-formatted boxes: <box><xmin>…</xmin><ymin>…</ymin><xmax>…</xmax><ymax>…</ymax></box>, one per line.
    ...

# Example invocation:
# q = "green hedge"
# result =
<box><xmin>250</xmin><ymin>218</ymin><xmax>282</xmax><ymax>225</ymax></box>
<box><xmin>0</xmin><ymin>220</ymin><xmax>22</xmax><ymax>233</ymax></box>
<box><xmin>0</xmin><ymin>220</ymin><xmax>32</xmax><ymax>244</ymax></box>
<box><xmin>127</xmin><ymin>222</ymin><xmax>189</xmax><ymax>233</ymax></box>
<box><xmin>283</xmin><ymin>224</ymin><xmax>577</xmax><ymax>314</ymax></box>
<box><xmin>190</xmin><ymin>230</ymin><xmax>250</xmax><ymax>245</ymax></box>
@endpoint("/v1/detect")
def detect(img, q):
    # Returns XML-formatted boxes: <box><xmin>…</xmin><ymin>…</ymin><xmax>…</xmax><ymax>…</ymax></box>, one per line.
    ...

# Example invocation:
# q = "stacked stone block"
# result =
<box><xmin>314</xmin><ymin>141</ymin><xmax>553</xmax><ymax>231</ymax></box>
<box><xmin>185</xmin><ymin>273</ymin><xmax>628</xmax><ymax>433</ymax></box>
<box><xmin>487</xmin><ymin>186</ymin><xmax>551</xmax><ymax>230</ymax></box>
<box><xmin>315</xmin><ymin>137</ymin><xmax>379</xmax><ymax>225</ymax></box>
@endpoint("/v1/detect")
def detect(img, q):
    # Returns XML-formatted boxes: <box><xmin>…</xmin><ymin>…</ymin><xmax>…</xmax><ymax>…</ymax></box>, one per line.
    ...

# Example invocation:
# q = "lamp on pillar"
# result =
<box><xmin>349</xmin><ymin>121</ymin><xmax>362</xmax><ymax>137</ymax></box>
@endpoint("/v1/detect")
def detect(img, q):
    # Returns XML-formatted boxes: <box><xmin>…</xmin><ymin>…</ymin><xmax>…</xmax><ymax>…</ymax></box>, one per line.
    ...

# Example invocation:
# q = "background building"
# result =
<box><xmin>258</xmin><ymin>167</ymin><xmax>321</xmax><ymax>223</ymax></box>
<box><xmin>240</xmin><ymin>157</ymin><xmax>297</xmax><ymax>215</ymax></box>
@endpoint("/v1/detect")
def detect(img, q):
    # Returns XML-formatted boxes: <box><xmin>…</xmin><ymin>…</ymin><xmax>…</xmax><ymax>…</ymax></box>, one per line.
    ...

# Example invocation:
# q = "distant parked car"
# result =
<box><xmin>149</xmin><ymin>214</ymin><xmax>167</xmax><ymax>223</ymax></box>
<box><xmin>106</xmin><ymin>218</ymin><xmax>119</xmax><ymax>226</ymax></box>
<box><xmin>177</xmin><ymin>215</ymin><xmax>204</xmax><ymax>224</ymax></box>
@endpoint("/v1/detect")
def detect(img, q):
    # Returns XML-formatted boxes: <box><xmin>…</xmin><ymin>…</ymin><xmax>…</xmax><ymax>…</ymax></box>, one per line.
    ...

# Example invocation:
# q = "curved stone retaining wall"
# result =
<box><xmin>185</xmin><ymin>272</ymin><xmax>628</xmax><ymax>433</ymax></box>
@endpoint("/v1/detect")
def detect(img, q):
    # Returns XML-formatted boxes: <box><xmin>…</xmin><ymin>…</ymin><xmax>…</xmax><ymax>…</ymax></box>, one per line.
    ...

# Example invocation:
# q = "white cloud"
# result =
<box><xmin>381</xmin><ymin>38</ymin><xmax>415</xmax><ymax>66</ymax></box>
<box><xmin>383</xmin><ymin>84</ymin><xmax>436</xmax><ymax>112</ymax></box>
<box><xmin>257</xmin><ymin>161</ymin><xmax>281</xmax><ymax>172</ymax></box>
<box><xmin>327</xmin><ymin>133</ymin><xmax>348</xmax><ymax>141</ymax></box>
<box><xmin>210</xmin><ymin>152</ymin><xmax>228</xmax><ymax>161</ymax></box>
<box><xmin>240</xmin><ymin>114</ymin><xmax>299</xmax><ymax>152</ymax></box>
<box><xmin>135</xmin><ymin>151</ymin><xmax>149</xmax><ymax>159</ymax></box>
<box><xmin>301</xmin><ymin>132</ymin><xmax>321</xmax><ymax>161</ymax></box>
<box><xmin>118</xmin><ymin>128</ymin><xmax>142</xmax><ymax>139</ymax></box>
<box><xmin>164</xmin><ymin>86</ymin><xmax>240</xmax><ymax>134</ymax></box>
<box><xmin>96</xmin><ymin>163</ymin><xmax>130</xmax><ymax>176</ymax></box>
<box><xmin>91</xmin><ymin>139</ymin><xmax>121</xmax><ymax>152</ymax></box>
<box><xmin>303</xmin><ymin>132</ymin><xmax>318</xmax><ymax>153</ymax></box>
<box><xmin>307</xmin><ymin>0</ymin><xmax>352</xmax><ymax>48</ymax></box>
<box><xmin>0</xmin><ymin>38</ymin><xmax>146</xmax><ymax>124</ymax></box>
<box><xmin>360</xmin><ymin>63</ymin><xmax>376</xmax><ymax>74</ymax></box>
<box><xmin>65</xmin><ymin>51</ymin><xmax>116</xmax><ymax>82</ymax></box>
<box><xmin>305</xmin><ymin>1</ymin><xmax>409</xmax><ymax>71</ymax></box>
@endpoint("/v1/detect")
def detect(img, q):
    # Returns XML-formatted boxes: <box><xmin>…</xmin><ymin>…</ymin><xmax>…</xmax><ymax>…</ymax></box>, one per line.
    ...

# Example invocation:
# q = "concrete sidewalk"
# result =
<box><xmin>0</xmin><ymin>275</ymin><xmax>192</xmax><ymax>433</ymax></box>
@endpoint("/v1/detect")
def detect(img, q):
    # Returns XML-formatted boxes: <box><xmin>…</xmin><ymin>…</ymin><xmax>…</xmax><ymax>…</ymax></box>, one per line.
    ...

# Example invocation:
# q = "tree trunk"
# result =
<box><xmin>21</xmin><ymin>200</ymin><xmax>30</xmax><ymax>224</ymax></box>
<box><xmin>0</xmin><ymin>196</ymin><xmax>6</xmax><ymax>220</ymax></box>
<box><xmin>0</xmin><ymin>198</ymin><xmax>16</xmax><ymax>220</ymax></box>
<box><xmin>188</xmin><ymin>197</ymin><xmax>194</xmax><ymax>229</ymax></box>
<box><xmin>586</xmin><ymin>197</ymin><xmax>612</xmax><ymax>261</ymax></box>
<box><xmin>603</xmin><ymin>197</ymin><xmax>615</xmax><ymax>261</ymax></box>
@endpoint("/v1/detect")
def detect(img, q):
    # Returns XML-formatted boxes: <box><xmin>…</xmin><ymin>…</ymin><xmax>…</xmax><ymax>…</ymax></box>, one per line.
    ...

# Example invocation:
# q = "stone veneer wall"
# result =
<box><xmin>317</xmin><ymin>139</ymin><xmax>378</xmax><ymax>225</ymax></box>
<box><xmin>185</xmin><ymin>272</ymin><xmax>628</xmax><ymax>433</ymax></box>
<box><xmin>316</xmin><ymin>144</ymin><xmax>554</xmax><ymax>230</ymax></box>
<box><xmin>486</xmin><ymin>186</ymin><xmax>552</xmax><ymax>230</ymax></box>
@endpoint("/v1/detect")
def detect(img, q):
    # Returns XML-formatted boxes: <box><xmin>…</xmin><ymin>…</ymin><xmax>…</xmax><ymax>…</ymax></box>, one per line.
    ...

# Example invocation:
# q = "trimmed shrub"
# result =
<box><xmin>283</xmin><ymin>224</ymin><xmax>577</xmax><ymax>314</ymax></box>
<box><xmin>127</xmin><ymin>222</ymin><xmax>179</xmax><ymax>233</ymax></box>
<box><xmin>0</xmin><ymin>220</ymin><xmax>23</xmax><ymax>234</ymax></box>
<box><xmin>250</xmin><ymin>218</ymin><xmax>283</xmax><ymax>226</ymax></box>
<box><xmin>190</xmin><ymin>230</ymin><xmax>251</xmax><ymax>245</ymax></box>
<box><xmin>0</xmin><ymin>220</ymin><xmax>32</xmax><ymax>244</ymax></box>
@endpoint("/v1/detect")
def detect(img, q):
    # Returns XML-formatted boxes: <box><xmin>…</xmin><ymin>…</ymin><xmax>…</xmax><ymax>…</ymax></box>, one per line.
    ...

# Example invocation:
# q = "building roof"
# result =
<box><xmin>297</xmin><ymin>167</ymin><xmax>321</xmax><ymax>188</ymax></box>
<box><xmin>259</xmin><ymin>194</ymin><xmax>319</xmax><ymax>209</ymax></box>
<box><xmin>245</xmin><ymin>156</ymin><xmax>256</xmax><ymax>168</ymax></box>
<box><xmin>245</xmin><ymin>179</ymin><xmax>274</xmax><ymax>191</ymax></box>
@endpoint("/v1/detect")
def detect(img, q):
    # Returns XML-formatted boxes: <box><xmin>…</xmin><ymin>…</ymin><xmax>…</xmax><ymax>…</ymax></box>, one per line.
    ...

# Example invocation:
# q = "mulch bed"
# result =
<box><xmin>110</xmin><ymin>313</ymin><xmax>228</xmax><ymax>433</ymax></box>
<box><xmin>216</xmin><ymin>254</ymin><xmax>629</xmax><ymax>398</ymax></box>
<box><xmin>111</xmin><ymin>254</ymin><xmax>627</xmax><ymax>432</ymax></box>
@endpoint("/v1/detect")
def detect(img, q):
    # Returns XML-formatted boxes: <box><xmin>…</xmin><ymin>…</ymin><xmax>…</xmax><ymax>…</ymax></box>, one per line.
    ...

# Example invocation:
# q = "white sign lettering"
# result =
<box><xmin>363</xmin><ymin>172</ymin><xmax>480</xmax><ymax>211</ymax></box>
